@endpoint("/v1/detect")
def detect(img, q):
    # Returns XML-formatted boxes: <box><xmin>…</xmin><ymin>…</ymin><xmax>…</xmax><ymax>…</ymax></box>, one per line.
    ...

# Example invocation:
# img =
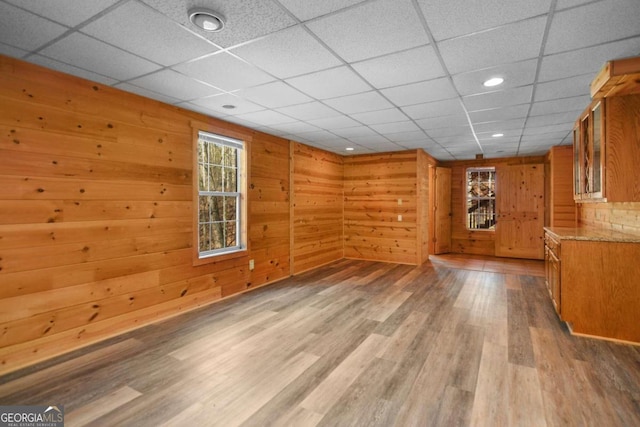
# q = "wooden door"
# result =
<box><xmin>495</xmin><ymin>164</ymin><xmax>544</xmax><ymax>259</ymax></box>
<box><xmin>434</xmin><ymin>167</ymin><xmax>452</xmax><ymax>254</ymax></box>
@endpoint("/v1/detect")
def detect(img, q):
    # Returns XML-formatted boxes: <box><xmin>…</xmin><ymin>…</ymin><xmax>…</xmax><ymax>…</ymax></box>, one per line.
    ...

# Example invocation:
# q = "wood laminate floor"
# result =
<box><xmin>1</xmin><ymin>255</ymin><xmax>639</xmax><ymax>426</ymax></box>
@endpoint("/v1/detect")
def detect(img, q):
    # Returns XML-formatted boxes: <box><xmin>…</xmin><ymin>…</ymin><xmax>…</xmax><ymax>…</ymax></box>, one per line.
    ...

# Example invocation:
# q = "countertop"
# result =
<box><xmin>544</xmin><ymin>226</ymin><xmax>640</xmax><ymax>243</ymax></box>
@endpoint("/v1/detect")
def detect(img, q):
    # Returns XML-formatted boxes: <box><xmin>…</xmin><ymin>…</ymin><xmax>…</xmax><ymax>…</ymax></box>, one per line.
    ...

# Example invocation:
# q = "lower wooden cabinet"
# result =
<box><xmin>544</xmin><ymin>227</ymin><xmax>640</xmax><ymax>344</ymax></box>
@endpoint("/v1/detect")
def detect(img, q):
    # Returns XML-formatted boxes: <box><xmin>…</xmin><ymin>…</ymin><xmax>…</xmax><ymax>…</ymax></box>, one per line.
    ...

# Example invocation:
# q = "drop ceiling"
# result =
<box><xmin>1</xmin><ymin>0</ymin><xmax>639</xmax><ymax>160</ymax></box>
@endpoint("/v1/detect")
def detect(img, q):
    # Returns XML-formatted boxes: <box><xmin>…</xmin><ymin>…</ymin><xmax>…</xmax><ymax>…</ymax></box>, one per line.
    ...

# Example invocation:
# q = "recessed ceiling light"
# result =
<box><xmin>483</xmin><ymin>77</ymin><xmax>504</xmax><ymax>87</ymax></box>
<box><xmin>188</xmin><ymin>8</ymin><xmax>225</xmax><ymax>32</ymax></box>
<box><xmin>345</xmin><ymin>147</ymin><xmax>354</xmax><ymax>151</ymax></box>
<box><xmin>492</xmin><ymin>133</ymin><xmax>504</xmax><ymax>138</ymax></box>
<box><xmin>222</xmin><ymin>104</ymin><xmax>236</xmax><ymax>109</ymax></box>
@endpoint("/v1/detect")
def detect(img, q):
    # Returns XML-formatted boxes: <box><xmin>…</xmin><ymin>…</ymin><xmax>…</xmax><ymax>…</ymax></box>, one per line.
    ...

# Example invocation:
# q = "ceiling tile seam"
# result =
<box><xmin>291</xmin><ymin>10</ymin><xmax>447</xmax><ymax>156</ymax></box>
<box><xmin>516</xmin><ymin>0</ymin><xmax>558</xmax><ymax>156</ymax></box>
<box><xmin>541</xmin><ymin>33</ymin><xmax>640</xmax><ymax>62</ymax></box>
<box><xmin>272</xmin><ymin>0</ymin><xmax>381</xmax><ymax>26</ymax></box>
<box><xmin>133</xmin><ymin>0</ymin><xmax>225</xmax><ymax>52</ymax></box>
<box><xmin>410</xmin><ymin>0</ymin><xmax>479</xmax><ymax>159</ymax></box>
<box><xmin>21</xmin><ymin>0</ymin><xmax>130</xmax><ymax>60</ymax></box>
<box><xmin>434</xmin><ymin>12</ymin><xmax>551</xmax><ymax>45</ymax></box>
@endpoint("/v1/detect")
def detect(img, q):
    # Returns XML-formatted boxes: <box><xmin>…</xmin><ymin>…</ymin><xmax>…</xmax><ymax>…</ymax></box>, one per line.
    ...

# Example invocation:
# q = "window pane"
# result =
<box><xmin>199</xmin><ymin>224</ymin><xmax>210</xmax><ymax>252</ymax></box>
<box><xmin>466</xmin><ymin>168</ymin><xmax>496</xmax><ymax>230</ymax></box>
<box><xmin>223</xmin><ymin>146</ymin><xmax>237</xmax><ymax>167</ymax></box>
<box><xmin>208</xmin><ymin>142</ymin><xmax>223</xmax><ymax>165</ymax></box>
<box><xmin>211</xmin><ymin>222</ymin><xmax>224</xmax><ymax>249</ymax></box>
<box><xmin>198</xmin><ymin>196</ymin><xmax>210</xmax><ymax>223</ymax></box>
<box><xmin>209</xmin><ymin>165</ymin><xmax>223</xmax><ymax>192</ymax></box>
<box><xmin>224</xmin><ymin>196</ymin><xmax>237</xmax><ymax>221</ymax></box>
<box><xmin>226</xmin><ymin>221</ymin><xmax>237</xmax><ymax>247</ymax></box>
<box><xmin>198</xmin><ymin>163</ymin><xmax>207</xmax><ymax>191</ymax></box>
<box><xmin>197</xmin><ymin>141</ymin><xmax>207</xmax><ymax>164</ymax></box>
<box><xmin>209</xmin><ymin>195</ymin><xmax>224</xmax><ymax>222</ymax></box>
<box><xmin>224</xmin><ymin>167</ymin><xmax>237</xmax><ymax>192</ymax></box>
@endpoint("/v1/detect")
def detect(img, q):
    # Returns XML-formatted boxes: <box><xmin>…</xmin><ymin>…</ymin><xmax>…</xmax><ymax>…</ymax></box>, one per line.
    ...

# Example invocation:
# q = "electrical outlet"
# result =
<box><xmin>249</xmin><ymin>259</ymin><xmax>254</xmax><ymax>270</ymax></box>
<box><xmin>398</xmin><ymin>215</ymin><xmax>403</xmax><ymax>222</ymax></box>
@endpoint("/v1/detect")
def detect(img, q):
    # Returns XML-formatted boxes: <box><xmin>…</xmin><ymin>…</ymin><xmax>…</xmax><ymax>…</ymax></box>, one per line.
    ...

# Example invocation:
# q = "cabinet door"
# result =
<box><xmin>573</xmin><ymin>124</ymin><xmax>582</xmax><ymax>200</ymax></box>
<box><xmin>590</xmin><ymin>101</ymin><xmax>604</xmax><ymax>199</ymax></box>
<box><xmin>548</xmin><ymin>249</ymin><xmax>561</xmax><ymax>316</ymax></box>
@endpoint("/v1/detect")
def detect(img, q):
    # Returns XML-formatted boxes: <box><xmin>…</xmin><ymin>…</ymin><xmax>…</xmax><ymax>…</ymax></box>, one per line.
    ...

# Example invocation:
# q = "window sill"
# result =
<box><xmin>193</xmin><ymin>248</ymin><xmax>248</xmax><ymax>266</ymax></box>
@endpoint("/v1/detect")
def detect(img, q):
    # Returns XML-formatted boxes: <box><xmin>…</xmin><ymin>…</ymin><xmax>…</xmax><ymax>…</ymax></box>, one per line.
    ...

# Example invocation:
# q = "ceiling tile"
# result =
<box><xmin>275</xmin><ymin>101</ymin><xmax>339</xmax><ymax>121</ymax></box>
<box><xmin>474</xmin><ymin>119</ymin><xmax>525</xmax><ymax>133</ymax></box>
<box><xmin>529</xmin><ymin>95</ymin><xmax>590</xmax><ymax>117</ymax></box>
<box><xmin>81</xmin><ymin>2</ymin><xmax>217</xmax><ymax>66</ymax></box>
<box><xmin>297</xmin><ymin>130</ymin><xmax>344</xmax><ymax>143</ymax></box>
<box><xmin>525</xmin><ymin>111</ymin><xmax>579</xmax><ymax>127</ymax></box>
<box><xmin>331</xmin><ymin>126</ymin><xmax>380</xmax><ymax>138</ymax></box>
<box><xmin>190</xmin><ymin>94</ymin><xmax>265</xmax><ymax>115</ymax></box>
<box><xmin>385</xmin><ymin>130</ymin><xmax>431</xmax><ymax>143</ymax></box>
<box><xmin>232</xmin><ymin>110</ymin><xmax>296</xmax><ymax>127</ymax></box>
<box><xmin>418</xmin><ymin>0</ymin><xmax>551</xmax><ymax>41</ymax></box>
<box><xmin>0</xmin><ymin>43</ymin><xmax>28</xmax><ymax>58</ymax></box>
<box><xmin>323</xmin><ymin>91</ymin><xmax>394</xmax><ymax>115</ymax></box>
<box><xmin>351</xmin><ymin>45</ymin><xmax>445</xmax><ymax>89</ymax></box>
<box><xmin>545</xmin><ymin>0</ymin><xmax>640</xmax><ymax>55</ymax></box>
<box><xmin>401</xmin><ymin>98</ymin><xmax>466</xmax><ymax>120</ymax></box>
<box><xmin>370</xmin><ymin>121</ymin><xmax>421</xmax><ymax>134</ymax></box>
<box><xmin>463</xmin><ymin>86</ymin><xmax>533</xmax><ymax>112</ymax></box>
<box><xmin>173</xmin><ymin>52</ymin><xmax>275</xmax><ymax>92</ymax></box>
<box><xmin>521</xmin><ymin>131</ymin><xmax>571</xmax><ymax>141</ymax></box>
<box><xmin>469</xmin><ymin>104</ymin><xmax>530</xmax><ymax>123</ymax></box>
<box><xmin>538</xmin><ymin>36</ymin><xmax>640</xmax><ymax>82</ymax></box>
<box><xmin>534</xmin><ymin>73</ymin><xmax>592</xmax><ymax>101</ymax></box>
<box><xmin>427</xmin><ymin>127</ymin><xmax>475</xmax><ymax>139</ymax></box>
<box><xmin>285</xmin><ymin>66</ymin><xmax>371</xmax><ymax>99</ymax></box>
<box><xmin>351</xmin><ymin>108</ymin><xmax>409</xmax><ymax>125</ymax></box>
<box><xmin>232</xmin><ymin>26</ymin><xmax>341</xmax><ymax>79</ymax></box>
<box><xmin>115</xmin><ymin>82</ymin><xmax>181</xmax><ymax>105</ymax></box>
<box><xmin>0</xmin><ymin>2</ymin><xmax>68</xmax><ymax>52</ymax></box>
<box><xmin>452</xmin><ymin>58</ymin><xmax>538</xmax><ymax>96</ymax></box>
<box><xmin>5</xmin><ymin>0</ymin><xmax>120</xmax><ymax>27</ymax></box>
<box><xmin>39</xmin><ymin>33</ymin><xmax>161</xmax><ymax>81</ymax></box>
<box><xmin>306</xmin><ymin>0</ymin><xmax>428</xmax><ymax>62</ymax></box>
<box><xmin>381</xmin><ymin>77</ymin><xmax>458</xmax><ymax>106</ymax></box>
<box><xmin>278</xmin><ymin>0</ymin><xmax>367</xmax><ymax>21</ymax></box>
<box><xmin>439</xmin><ymin>17</ymin><xmax>547</xmax><ymax>74</ymax></box>
<box><xmin>522</xmin><ymin>123</ymin><xmax>573</xmax><ymax>136</ymax></box>
<box><xmin>416</xmin><ymin>114</ymin><xmax>470</xmax><ymax>130</ymax></box>
<box><xmin>237</xmin><ymin>82</ymin><xmax>312</xmax><ymax>109</ymax></box>
<box><xmin>307</xmin><ymin>115</ymin><xmax>361</xmax><ymax>129</ymax></box>
<box><xmin>127</xmin><ymin>69</ymin><xmax>221</xmax><ymax>101</ymax></box>
<box><xmin>269</xmin><ymin>121</ymin><xmax>322</xmax><ymax>134</ymax></box>
<box><xmin>27</xmin><ymin>54</ymin><xmax>118</xmax><ymax>86</ymax></box>
<box><xmin>348</xmin><ymin>134</ymin><xmax>392</xmax><ymax>144</ymax></box>
<box><xmin>556</xmin><ymin>0</ymin><xmax>595</xmax><ymax>9</ymax></box>
<box><xmin>140</xmin><ymin>0</ymin><xmax>296</xmax><ymax>48</ymax></box>
<box><xmin>353</xmin><ymin>141</ymin><xmax>405</xmax><ymax>151</ymax></box>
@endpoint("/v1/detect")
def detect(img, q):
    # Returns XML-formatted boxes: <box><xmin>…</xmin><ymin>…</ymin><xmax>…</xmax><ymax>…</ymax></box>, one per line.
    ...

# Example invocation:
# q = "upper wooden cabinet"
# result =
<box><xmin>573</xmin><ymin>57</ymin><xmax>640</xmax><ymax>203</ymax></box>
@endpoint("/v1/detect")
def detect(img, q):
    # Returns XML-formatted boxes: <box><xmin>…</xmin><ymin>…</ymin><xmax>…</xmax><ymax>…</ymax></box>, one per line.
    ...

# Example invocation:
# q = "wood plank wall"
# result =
<box><xmin>0</xmin><ymin>55</ymin><xmax>295</xmax><ymax>374</ymax></box>
<box><xmin>344</xmin><ymin>150</ymin><xmax>420</xmax><ymax>264</ymax></box>
<box><xmin>291</xmin><ymin>142</ymin><xmax>344</xmax><ymax>274</ymax></box>
<box><xmin>249</xmin><ymin>132</ymin><xmax>291</xmax><ymax>285</ymax></box>
<box><xmin>578</xmin><ymin>202</ymin><xmax>640</xmax><ymax>234</ymax></box>
<box><xmin>546</xmin><ymin>146</ymin><xmax>576</xmax><ymax>227</ymax></box>
<box><xmin>418</xmin><ymin>150</ymin><xmax>436</xmax><ymax>263</ymax></box>
<box><xmin>442</xmin><ymin>156</ymin><xmax>546</xmax><ymax>256</ymax></box>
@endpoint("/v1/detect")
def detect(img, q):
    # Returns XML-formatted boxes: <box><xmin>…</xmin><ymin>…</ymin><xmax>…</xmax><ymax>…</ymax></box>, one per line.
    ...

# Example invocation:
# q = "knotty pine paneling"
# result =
<box><xmin>0</xmin><ymin>55</ymin><xmax>289</xmax><ymax>374</ymax></box>
<box><xmin>344</xmin><ymin>151</ymin><xmax>420</xmax><ymax>264</ymax></box>
<box><xmin>248</xmin><ymin>132</ymin><xmax>290</xmax><ymax>287</ymax></box>
<box><xmin>292</xmin><ymin>143</ymin><xmax>344</xmax><ymax>274</ymax></box>
<box><xmin>443</xmin><ymin>156</ymin><xmax>545</xmax><ymax>256</ymax></box>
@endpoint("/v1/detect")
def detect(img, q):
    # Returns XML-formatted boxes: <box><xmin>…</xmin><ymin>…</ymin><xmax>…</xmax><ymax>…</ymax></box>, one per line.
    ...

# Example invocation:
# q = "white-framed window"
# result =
<box><xmin>196</xmin><ymin>130</ymin><xmax>244</xmax><ymax>258</ymax></box>
<box><xmin>466</xmin><ymin>167</ymin><xmax>496</xmax><ymax>230</ymax></box>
